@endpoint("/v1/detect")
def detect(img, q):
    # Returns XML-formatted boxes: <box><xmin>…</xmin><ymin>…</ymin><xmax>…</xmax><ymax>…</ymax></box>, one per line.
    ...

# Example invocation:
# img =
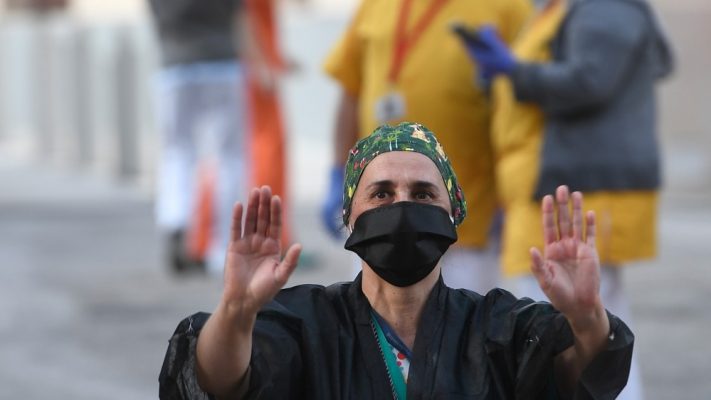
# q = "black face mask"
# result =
<box><xmin>344</xmin><ymin>202</ymin><xmax>458</xmax><ymax>287</ymax></box>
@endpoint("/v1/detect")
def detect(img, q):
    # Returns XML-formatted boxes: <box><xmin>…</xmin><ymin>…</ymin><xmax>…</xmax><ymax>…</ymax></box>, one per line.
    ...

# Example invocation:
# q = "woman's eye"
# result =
<box><xmin>415</xmin><ymin>192</ymin><xmax>433</xmax><ymax>200</ymax></box>
<box><xmin>374</xmin><ymin>191</ymin><xmax>389</xmax><ymax>199</ymax></box>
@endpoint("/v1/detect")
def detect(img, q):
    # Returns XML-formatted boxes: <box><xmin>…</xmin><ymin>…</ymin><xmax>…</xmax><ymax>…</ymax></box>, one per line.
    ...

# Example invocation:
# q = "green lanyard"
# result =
<box><xmin>371</xmin><ymin>313</ymin><xmax>408</xmax><ymax>400</ymax></box>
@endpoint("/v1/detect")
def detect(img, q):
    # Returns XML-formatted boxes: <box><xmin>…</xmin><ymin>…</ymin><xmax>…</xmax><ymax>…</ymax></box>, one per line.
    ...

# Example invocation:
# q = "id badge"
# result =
<box><xmin>374</xmin><ymin>91</ymin><xmax>406</xmax><ymax>124</ymax></box>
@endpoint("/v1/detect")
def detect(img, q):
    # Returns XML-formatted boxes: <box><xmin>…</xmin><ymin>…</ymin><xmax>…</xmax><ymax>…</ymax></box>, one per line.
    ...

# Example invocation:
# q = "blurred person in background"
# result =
<box><xmin>321</xmin><ymin>0</ymin><xmax>532</xmax><ymax>294</ymax></box>
<box><xmin>160</xmin><ymin>123</ymin><xmax>634</xmax><ymax>399</ymax></box>
<box><xmin>148</xmin><ymin>0</ymin><xmax>249</xmax><ymax>276</ymax></box>
<box><xmin>3</xmin><ymin>0</ymin><xmax>68</xmax><ymax>11</ymax></box>
<box><xmin>244</xmin><ymin>0</ymin><xmax>294</xmax><ymax>247</ymax></box>
<box><xmin>458</xmin><ymin>0</ymin><xmax>673</xmax><ymax>398</ymax></box>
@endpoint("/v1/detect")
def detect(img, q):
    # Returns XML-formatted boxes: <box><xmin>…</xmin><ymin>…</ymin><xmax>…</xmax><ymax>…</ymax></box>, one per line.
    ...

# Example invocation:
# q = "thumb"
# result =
<box><xmin>530</xmin><ymin>247</ymin><xmax>552</xmax><ymax>291</ymax></box>
<box><xmin>274</xmin><ymin>244</ymin><xmax>302</xmax><ymax>285</ymax></box>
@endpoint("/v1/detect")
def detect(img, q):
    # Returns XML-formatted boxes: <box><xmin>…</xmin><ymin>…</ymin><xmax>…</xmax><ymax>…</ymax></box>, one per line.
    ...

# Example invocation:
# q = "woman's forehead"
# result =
<box><xmin>359</xmin><ymin>152</ymin><xmax>444</xmax><ymax>187</ymax></box>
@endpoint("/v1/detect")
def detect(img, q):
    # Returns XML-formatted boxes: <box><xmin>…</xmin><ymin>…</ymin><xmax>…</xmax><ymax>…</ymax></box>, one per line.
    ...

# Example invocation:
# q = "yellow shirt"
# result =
<box><xmin>490</xmin><ymin>0</ymin><xmax>657</xmax><ymax>276</ymax></box>
<box><xmin>325</xmin><ymin>0</ymin><xmax>532</xmax><ymax>247</ymax></box>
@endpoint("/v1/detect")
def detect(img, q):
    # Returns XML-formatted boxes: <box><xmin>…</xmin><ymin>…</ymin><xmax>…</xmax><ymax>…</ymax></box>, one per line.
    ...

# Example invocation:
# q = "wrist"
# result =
<box><xmin>567</xmin><ymin>304</ymin><xmax>609</xmax><ymax>341</ymax></box>
<box><xmin>217</xmin><ymin>298</ymin><xmax>257</xmax><ymax>334</ymax></box>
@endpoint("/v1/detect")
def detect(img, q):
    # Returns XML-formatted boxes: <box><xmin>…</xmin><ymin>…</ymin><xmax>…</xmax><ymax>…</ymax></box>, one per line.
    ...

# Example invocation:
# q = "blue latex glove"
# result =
<box><xmin>458</xmin><ymin>24</ymin><xmax>516</xmax><ymax>79</ymax></box>
<box><xmin>321</xmin><ymin>165</ymin><xmax>345</xmax><ymax>239</ymax></box>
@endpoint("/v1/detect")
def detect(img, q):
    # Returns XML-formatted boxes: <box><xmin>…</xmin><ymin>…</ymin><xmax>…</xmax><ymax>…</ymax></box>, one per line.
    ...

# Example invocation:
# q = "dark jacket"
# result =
<box><xmin>148</xmin><ymin>0</ymin><xmax>242</xmax><ymax>67</ymax></box>
<box><xmin>510</xmin><ymin>0</ymin><xmax>674</xmax><ymax>198</ymax></box>
<box><xmin>159</xmin><ymin>275</ymin><xmax>634</xmax><ymax>399</ymax></box>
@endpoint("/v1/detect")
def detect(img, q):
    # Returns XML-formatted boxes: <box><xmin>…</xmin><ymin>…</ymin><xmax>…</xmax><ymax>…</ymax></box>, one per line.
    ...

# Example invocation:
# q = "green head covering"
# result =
<box><xmin>342</xmin><ymin>122</ymin><xmax>467</xmax><ymax>226</ymax></box>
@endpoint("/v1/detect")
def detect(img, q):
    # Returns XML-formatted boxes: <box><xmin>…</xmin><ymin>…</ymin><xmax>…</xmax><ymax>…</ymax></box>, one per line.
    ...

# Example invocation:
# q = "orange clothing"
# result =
<box><xmin>187</xmin><ymin>164</ymin><xmax>215</xmax><ymax>261</ymax></box>
<box><xmin>245</xmin><ymin>0</ymin><xmax>292</xmax><ymax>245</ymax></box>
<box><xmin>245</xmin><ymin>0</ymin><xmax>286</xmax><ymax>68</ymax></box>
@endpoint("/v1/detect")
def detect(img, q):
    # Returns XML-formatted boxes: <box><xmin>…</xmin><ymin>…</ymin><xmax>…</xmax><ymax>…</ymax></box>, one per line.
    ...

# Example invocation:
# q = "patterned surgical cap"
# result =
<box><xmin>342</xmin><ymin>122</ymin><xmax>467</xmax><ymax>226</ymax></box>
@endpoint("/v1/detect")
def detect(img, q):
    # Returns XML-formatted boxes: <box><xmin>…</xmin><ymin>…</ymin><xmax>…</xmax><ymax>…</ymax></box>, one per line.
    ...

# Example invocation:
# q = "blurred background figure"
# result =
<box><xmin>1</xmin><ymin>0</ymin><xmax>73</xmax><ymax>161</ymax></box>
<box><xmin>147</xmin><ymin>0</ymin><xmax>248</xmax><ymax>276</ymax></box>
<box><xmin>321</xmin><ymin>0</ymin><xmax>532</xmax><ymax>294</ymax></box>
<box><xmin>5</xmin><ymin>0</ymin><xmax>67</xmax><ymax>11</ymax></box>
<box><xmin>244</xmin><ymin>0</ymin><xmax>293</xmax><ymax>247</ymax></box>
<box><xmin>459</xmin><ymin>0</ymin><xmax>673</xmax><ymax>398</ymax></box>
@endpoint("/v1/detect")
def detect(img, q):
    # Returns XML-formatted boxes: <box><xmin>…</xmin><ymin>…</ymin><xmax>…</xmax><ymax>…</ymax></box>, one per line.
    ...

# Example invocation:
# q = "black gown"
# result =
<box><xmin>159</xmin><ymin>275</ymin><xmax>633</xmax><ymax>399</ymax></box>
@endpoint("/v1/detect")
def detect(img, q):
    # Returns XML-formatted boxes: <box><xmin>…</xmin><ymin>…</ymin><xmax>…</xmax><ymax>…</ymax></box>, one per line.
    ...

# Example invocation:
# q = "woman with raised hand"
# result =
<box><xmin>160</xmin><ymin>122</ymin><xmax>632</xmax><ymax>399</ymax></box>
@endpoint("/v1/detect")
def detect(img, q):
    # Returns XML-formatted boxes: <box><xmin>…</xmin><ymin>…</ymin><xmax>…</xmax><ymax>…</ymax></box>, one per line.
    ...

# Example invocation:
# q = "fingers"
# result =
<box><xmin>269</xmin><ymin>195</ymin><xmax>282</xmax><ymax>241</ymax></box>
<box><xmin>556</xmin><ymin>185</ymin><xmax>571</xmax><ymax>239</ymax></box>
<box><xmin>229</xmin><ymin>202</ymin><xmax>244</xmax><ymax>242</ymax></box>
<box><xmin>529</xmin><ymin>247</ymin><xmax>544</xmax><ymax>273</ymax></box>
<box><xmin>241</xmin><ymin>186</ymin><xmax>272</xmax><ymax>238</ymax></box>
<box><xmin>544</xmin><ymin>187</ymin><xmax>590</xmax><ymax>245</ymax></box>
<box><xmin>243</xmin><ymin>188</ymin><xmax>261</xmax><ymax>235</ymax></box>
<box><xmin>541</xmin><ymin>194</ymin><xmax>557</xmax><ymax>245</ymax></box>
<box><xmin>274</xmin><ymin>244</ymin><xmax>302</xmax><ymax>286</ymax></box>
<box><xmin>529</xmin><ymin>247</ymin><xmax>551</xmax><ymax>290</ymax></box>
<box><xmin>571</xmin><ymin>191</ymin><xmax>583</xmax><ymax>242</ymax></box>
<box><xmin>585</xmin><ymin>210</ymin><xmax>596</xmax><ymax>248</ymax></box>
<box><xmin>239</xmin><ymin>186</ymin><xmax>280</xmax><ymax>241</ymax></box>
<box><xmin>255</xmin><ymin>186</ymin><xmax>272</xmax><ymax>236</ymax></box>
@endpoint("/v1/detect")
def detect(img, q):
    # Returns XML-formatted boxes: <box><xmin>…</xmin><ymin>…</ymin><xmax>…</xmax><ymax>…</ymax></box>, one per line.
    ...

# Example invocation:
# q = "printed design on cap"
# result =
<box><xmin>342</xmin><ymin>122</ymin><xmax>467</xmax><ymax>226</ymax></box>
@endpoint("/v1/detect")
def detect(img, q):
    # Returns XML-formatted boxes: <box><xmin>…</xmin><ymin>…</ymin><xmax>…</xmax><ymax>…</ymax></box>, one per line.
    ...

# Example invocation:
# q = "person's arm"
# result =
<box><xmin>334</xmin><ymin>90</ymin><xmax>359</xmax><ymax>165</ymax></box>
<box><xmin>146</xmin><ymin>0</ymin><xmax>158</xmax><ymax>15</ymax></box>
<box><xmin>195</xmin><ymin>186</ymin><xmax>302</xmax><ymax>398</ymax></box>
<box><xmin>319</xmin><ymin>90</ymin><xmax>359</xmax><ymax>238</ymax></box>
<box><xmin>146</xmin><ymin>0</ymin><xmax>165</xmax><ymax>32</ymax></box>
<box><xmin>235</xmin><ymin>2</ymin><xmax>277</xmax><ymax>91</ymax></box>
<box><xmin>529</xmin><ymin>186</ymin><xmax>610</xmax><ymax>395</ymax></box>
<box><xmin>510</xmin><ymin>0</ymin><xmax>648</xmax><ymax>115</ymax></box>
<box><xmin>320</xmin><ymin>1</ymin><xmax>365</xmax><ymax>237</ymax></box>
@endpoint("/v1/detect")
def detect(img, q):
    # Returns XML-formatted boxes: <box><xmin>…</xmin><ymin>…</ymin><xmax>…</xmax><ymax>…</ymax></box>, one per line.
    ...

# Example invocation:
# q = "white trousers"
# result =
<box><xmin>154</xmin><ymin>61</ymin><xmax>247</xmax><ymax>274</ymax></box>
<box><xmin>441</xmin><ymin>213</ymin><xmax>503</xmax><ymax>294</ymax></box>
<box><xmin>440</xmin><ymin>246</ymin><xmax>502</xmax><ymax>294</ymax></box>
<box><xmin>506</xmin><ymin>266</ymin><xmax>644</xmax><ymax>400</ymax></box>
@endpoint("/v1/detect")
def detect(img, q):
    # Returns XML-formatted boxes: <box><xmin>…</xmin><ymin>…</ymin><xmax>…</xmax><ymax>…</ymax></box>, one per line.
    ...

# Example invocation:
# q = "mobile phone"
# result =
<box><xmin>450</xmin><ymin>22</ymin><xmax>485</xmax><ymax>46</ymax></box>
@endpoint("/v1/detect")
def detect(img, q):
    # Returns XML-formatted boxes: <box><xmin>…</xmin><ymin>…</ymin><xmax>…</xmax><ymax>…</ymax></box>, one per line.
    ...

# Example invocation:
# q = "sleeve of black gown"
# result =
<box><xmin>512</xmin><ymin>302</ymin><xmax>634</xmax><ymax>399</ymax></box>
<box><xmin>573</xmin><ymin>311</ymin><xmax>635</xmax><ymax>400</ymax></box>
<box><xmin>482</xmin><ymin>290</ymin><xmax>634</xmax><ymax>399</ymax></box>
<box><xmin>158</xmin><ymin>309</ymin><xmax>304</xmax><ymax>399</ymax></box>
<box><xmin>241</xmin><ymin>309</ymin><xmax>305</xmax><ymax>398</ymax></box>
<box><xmin>482</xmin><ymin>292</ymin><xmax>574</xmax><ymax>398</ymax></box>
<box><xmin>509</xmin><ymin>0</ymin><xmax>648</xmax><ymax>116</ymax></box>
<box><xmin>158</xmin><ymin>312</ymin><xmax>216</xmax><ymax>400</ymax></box>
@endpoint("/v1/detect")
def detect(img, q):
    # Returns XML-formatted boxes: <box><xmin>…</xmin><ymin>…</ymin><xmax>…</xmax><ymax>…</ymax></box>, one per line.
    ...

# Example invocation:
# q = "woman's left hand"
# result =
<box><xmin>530</xmin><ymin>185</ymin><xmax>604</xmax><ymax>326</ymax></box>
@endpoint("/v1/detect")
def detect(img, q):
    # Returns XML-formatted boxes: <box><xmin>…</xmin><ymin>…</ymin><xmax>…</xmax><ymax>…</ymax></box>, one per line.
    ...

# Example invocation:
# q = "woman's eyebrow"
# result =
<box><xmin>410</xmin><ymin>181</ymin><xmax>439</xmax><ymax>192</ymax></box>
<box><xmin>365</xmin><ymin>180</ymin><xmax>440</xmax><ymax>192</ymax></box>
<box><xmin>365</xmin><ymin>180</ymin><xmax>394</xmax><ymax>190</ymax></box>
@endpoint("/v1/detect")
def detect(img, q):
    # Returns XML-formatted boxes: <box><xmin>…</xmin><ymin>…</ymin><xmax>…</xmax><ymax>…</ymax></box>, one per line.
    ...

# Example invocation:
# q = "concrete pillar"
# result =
<box><xmin>114</xmin><ymin>25</ymin><xmax>140</xmax><ymax>179</ymax></box>
<box><xmin>72</xmin><ymin>25</ymin><xmax>92</xmax><ymax>165</ymax></box>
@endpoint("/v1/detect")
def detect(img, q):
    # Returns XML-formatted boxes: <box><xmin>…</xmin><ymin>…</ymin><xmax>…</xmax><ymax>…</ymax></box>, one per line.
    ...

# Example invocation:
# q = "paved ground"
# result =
<box><xmin>1</xmin><ymin>2</ymin><xmax>710</xmax><ymax>399</ymax></box>
<box><xmin>0</xmin><ymin>161</ymin><xmax>351</xmax><ymax>399</ymax></box>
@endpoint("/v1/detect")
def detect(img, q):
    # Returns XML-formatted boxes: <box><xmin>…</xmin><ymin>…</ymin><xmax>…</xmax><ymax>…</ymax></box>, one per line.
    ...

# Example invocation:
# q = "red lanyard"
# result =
<box><xmin>388</xmin><ymin>0</ymin><xmax>449</xmax><ymax>83</ymax></box>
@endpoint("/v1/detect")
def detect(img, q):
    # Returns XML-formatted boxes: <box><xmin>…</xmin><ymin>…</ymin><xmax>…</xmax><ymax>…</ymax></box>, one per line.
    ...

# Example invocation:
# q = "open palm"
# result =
<box><xmin>530</xmin><ymin>186</ymin><xmax>601</xmax><ymax>318</ymax></box>
<box><xmin>222</xmin><ymin>186</ymin><xmax>301</xmax><ymax>317</ymax></box>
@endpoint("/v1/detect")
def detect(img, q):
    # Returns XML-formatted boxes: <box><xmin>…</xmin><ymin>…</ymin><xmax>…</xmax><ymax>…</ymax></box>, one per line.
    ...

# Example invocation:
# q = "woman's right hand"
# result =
<box><xmin>221</xmin><ymin>186</ymin><xmax>302</xmax><ymax>320</ymax></box>
<box><xmin>197</xmin><ymin>186</ymin><xmax>300</xmax><ymax>396</ymax></box>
